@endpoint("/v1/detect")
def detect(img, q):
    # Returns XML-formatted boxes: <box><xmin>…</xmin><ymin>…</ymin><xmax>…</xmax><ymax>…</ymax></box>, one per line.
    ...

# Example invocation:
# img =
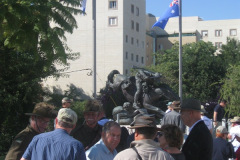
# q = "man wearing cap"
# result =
<box><xmin>212</xmin><ymin>126</ymin><xmax>235</xmax><ymax>160</ymax></box>
<box><xmin>228</xmin><ymin>116</ymin><xmax>240</xmax><ymax>152</ymax></box>
<box><xmin>114</xmin><ymin>114</ymin><xmax>174</xmax><ymax>160</ymax></box>
<box><xmin>21</xmin><ymin>108</ymin><xmax>86</xmax><ymax>160</ymax></box>
<box><xmin>71</xmin><ymin>99</ymin><xmax>102</xmax><ymax>151</ymax></box>
<box><xmin>5</xmin><ymin>102</ymin><xmax>56</xmax><ymax>160</ymax></box>
<box><xmin>161</xmin><ymin>101</ymin><xmax>186</xmax><ymax>133</ymax></box>
<box><xmin>62</xmin><ymin>97</ymin><xmax>72</xmax><ymax>108</ymax></box>
<box><xmin>200</xmin><ymin>105</ymin><xmax>213</xmax><ymax>134</ymax></box>
<box><xmin>165</xmin><ymin>101</ymin><xmax>172</xmax><ymax>113</ymax></box>
<box><xmin>86</xmin><ymin>121</ymin><xmax>121</xmax><ymax>160</ymax></box>
<box><xmin>180</xmin><ymin>98</ymin><xmax>213</xmax><ymax>160</ymax></box>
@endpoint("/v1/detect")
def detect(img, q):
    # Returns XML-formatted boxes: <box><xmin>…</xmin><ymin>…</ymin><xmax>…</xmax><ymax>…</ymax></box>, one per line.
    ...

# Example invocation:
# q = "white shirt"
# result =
<box><xmin>229</xmin><ymin>125</ymin><xmax>240</xmax><ymax>152</ymax></box>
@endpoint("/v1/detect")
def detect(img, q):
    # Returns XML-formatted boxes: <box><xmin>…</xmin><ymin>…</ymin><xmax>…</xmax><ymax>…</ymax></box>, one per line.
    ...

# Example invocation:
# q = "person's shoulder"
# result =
<box><xmin>114</xmin><ymin>149</ymin><xmax>136</xmax><ymax>160</ymax></box>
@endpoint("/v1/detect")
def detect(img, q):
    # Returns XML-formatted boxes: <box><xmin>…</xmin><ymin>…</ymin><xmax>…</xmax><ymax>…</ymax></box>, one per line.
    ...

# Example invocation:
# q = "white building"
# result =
<box><xmin>44</xmin><ymin>0</ymin><xmax>146</xmax><ymax>96</ymax></box>
<box><xmin>44</xmin><ymin>1</ymin><xmax>240</xmax><ymax>97</ymax></box>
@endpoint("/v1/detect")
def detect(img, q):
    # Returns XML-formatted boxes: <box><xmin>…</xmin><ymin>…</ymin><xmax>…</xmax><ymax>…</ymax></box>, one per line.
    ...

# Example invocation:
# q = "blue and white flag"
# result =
<box><xmin>81</xmin><ymin>0</ymin><xmax>87</xmax><ymax>14</ymax></box>
<box><xmin>152</xmin><ymin>0</ymin><xmax>179</xmax><ymax>29</ymax></box>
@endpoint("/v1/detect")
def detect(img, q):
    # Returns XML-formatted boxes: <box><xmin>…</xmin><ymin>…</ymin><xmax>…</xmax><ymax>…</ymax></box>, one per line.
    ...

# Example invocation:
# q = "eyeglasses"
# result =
<box><xmin>157</xmin><ymin>132</ymin><xmax>164</xmax><ymax>138</ymax></box>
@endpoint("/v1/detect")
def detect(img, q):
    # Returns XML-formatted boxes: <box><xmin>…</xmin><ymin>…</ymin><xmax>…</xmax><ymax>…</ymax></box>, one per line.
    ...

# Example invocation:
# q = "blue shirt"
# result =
<box><xmin>86</xmin><ymin>139</ymin><xmax>117</xmax><ymax>160</ymax></box>
<box><xmin>22</xmin><ymin>128</ymin><xmax>86</xmax><ymax>160</ymax></box>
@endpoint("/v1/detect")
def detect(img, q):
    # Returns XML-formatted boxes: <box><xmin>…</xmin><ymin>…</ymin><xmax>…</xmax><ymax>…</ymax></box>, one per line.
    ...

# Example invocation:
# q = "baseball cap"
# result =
<box><xmin>57</xmin><ymin>108</ymin><xmax>77</xmax><ymax>125</ymax></box>
<box><xmin>216</xmin><ymin>126</ymin><xmax>228</xmax><ymax>134</ymax></box>
<box><xmin>62</xmin><ymin>97</ymin><xmax>72</xmax><ymax>104</ymax></box>
<box><xmin>166</xmin><ymin>102</ymin><xmax>172</xmax><ymax>106</ymax></box>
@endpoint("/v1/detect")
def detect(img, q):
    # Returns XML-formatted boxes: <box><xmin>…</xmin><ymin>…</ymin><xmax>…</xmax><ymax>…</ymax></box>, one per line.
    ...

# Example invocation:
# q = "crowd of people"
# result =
<box><xmin>4</xmin><ymin>97</ymin><xmax>240</xmax><ymax>160</ymax></box>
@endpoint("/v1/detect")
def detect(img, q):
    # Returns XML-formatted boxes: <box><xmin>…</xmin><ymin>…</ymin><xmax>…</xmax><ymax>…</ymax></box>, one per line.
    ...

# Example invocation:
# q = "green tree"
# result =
<box><xmin>0</xmin><ymin>0</ymin><xmax>81</xmax><ymax>64</ymax></box>
<box><xmin>0</xmin><ymin>0</ymin><xmax>82</xmax><ymax>155</ymax></box>
<box><xmin>219</xmin><ymin>38</ymin><xmax>240</xmax><ymax>68</ymax></box>
<box><xmin>149</xmin><ymin>41</ymin><xmax>226</xmax><ymax>102</ymax></box>
<box><xmin>220</xmin><ymin>64</ymin><xmax>240</xmax><ymax>117</ymax></box>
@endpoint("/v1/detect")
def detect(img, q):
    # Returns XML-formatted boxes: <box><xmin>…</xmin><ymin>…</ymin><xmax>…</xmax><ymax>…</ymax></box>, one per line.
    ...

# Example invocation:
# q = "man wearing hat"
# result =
<box><xmin>5</xmin><ymin>102</ymin><xmax>57</xmax><ymax>160</ymax></box>
<box><xmin>180</xmin><ymin>98</ymin><xmax>213</xmax><ymax>160</ymax></box>
<box><xmin>71</xmin><ymin>99</ymin><xmax>102</xmax><ymax>151</ymax></box>
<box><xmin>114</xmin><ymin>114</ymin><xmax>174</xmax><ymax>160</ymax></box>
<box><xmin>21</xmin><ymin>108</ymin><xmax>86</xmax><ymax>160</ymax></box>
<box><xmin>228</xmin><ymin>116</ymin><xmax>240</xmax><ymax>152</ymax></box>
<box><xmin>62</xmin><ymin>97</ymin><xmax>72</xmax><ymax>108</ymax></box>
<box><xmin>165</xmin><ymin>101</ymin><xmax>172</xmax><ymax>113</ymax></box>
<box><xmin>161</xmin><ymin>101</ymin><xmax>186</xmax><ymax>133</ymax></box>
<box><xmin>212</xmin><ymin>126</ymin><xmax>235</xmax><ymax>160</ymax></box>
<box><xmin>200</xmin><ymin>105</ymin><xmax>213</xmax><ymax>134</ymax></box>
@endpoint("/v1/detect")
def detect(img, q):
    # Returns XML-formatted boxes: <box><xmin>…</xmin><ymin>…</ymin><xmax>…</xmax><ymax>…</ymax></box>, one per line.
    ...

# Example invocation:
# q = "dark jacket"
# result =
<box><xmin>182</xmin><ymin>120</ymin><xmax>213</xmax><ymax>160</ymax></box>
<box><xmin>5</xmin><ymin>125</ymin><xmax>39</xmax><ymax>160</ymax></box>
<box><xmin>70</xmin><ymin>123</ymin><xmax>102</xmax><ymax>151</ymax></box>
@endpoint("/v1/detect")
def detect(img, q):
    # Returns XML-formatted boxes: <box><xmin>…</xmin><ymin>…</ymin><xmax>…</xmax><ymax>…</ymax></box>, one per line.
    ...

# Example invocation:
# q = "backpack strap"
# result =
<box><xmin>132</xmin><ymin>146</ymin><xmax>143</xmax><ymax>160</ymax></box>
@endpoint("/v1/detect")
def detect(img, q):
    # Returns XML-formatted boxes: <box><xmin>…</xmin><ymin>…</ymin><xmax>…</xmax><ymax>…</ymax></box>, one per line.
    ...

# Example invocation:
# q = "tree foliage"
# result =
<box><xmin>0</xmin><ymin>0</ymin><xmax>82</xmax><ymax>155</ymax></box>
<box><xmin>220</xmin><ymin>64</ymin><xmax>240</xmax><ymax>117</ymax></box>
<box><xmin>149</xmin><ymin>41</ymin><xmax>226</xmax><ymax>102</ymax></box>
<box><xmin>0</xmin><ymin>0</ymin><xmax>82</xmax><ymax>64</ymax></box>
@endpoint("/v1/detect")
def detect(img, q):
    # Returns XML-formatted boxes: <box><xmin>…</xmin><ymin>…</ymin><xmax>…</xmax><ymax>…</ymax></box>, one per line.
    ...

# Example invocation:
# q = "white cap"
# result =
<box><xmin>57</xmin><ymin>108</ymin><xmax>77</xmax><ymax>125</ymax></box>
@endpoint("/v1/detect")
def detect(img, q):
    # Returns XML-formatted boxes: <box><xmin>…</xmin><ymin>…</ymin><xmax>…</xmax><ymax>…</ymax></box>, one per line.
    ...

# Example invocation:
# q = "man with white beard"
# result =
<box><xmin>71</xmin><ymin>100</ymin><xmax>102</xmax><ymax>151</ymax></box>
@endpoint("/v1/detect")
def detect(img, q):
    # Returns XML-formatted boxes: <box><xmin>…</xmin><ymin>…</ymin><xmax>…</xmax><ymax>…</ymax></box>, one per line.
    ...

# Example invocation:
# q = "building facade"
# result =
<box><xmin>44</xmin><ymin>0</ymin><xmax>146</xmax><ymax>96</ymax></box>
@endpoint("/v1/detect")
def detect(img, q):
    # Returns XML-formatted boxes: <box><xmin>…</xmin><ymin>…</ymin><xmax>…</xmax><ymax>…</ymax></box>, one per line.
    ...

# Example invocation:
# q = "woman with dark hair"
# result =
<box><xmin>158</xmin><ymin>124</ymin><xmax>185</xmax><ymax>160</ymax></box>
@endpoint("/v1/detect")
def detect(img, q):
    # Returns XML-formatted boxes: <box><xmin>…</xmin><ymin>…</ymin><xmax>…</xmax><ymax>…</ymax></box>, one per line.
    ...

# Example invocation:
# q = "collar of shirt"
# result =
<box><xmin>189</xmin><ymin>119</ymin><xmax>202</xmax><ymax>133</ymax></box>
<box><xmin>100</xmin><ymin>139</ymin><xmax>117</xmax><ymax>155</ymax></box>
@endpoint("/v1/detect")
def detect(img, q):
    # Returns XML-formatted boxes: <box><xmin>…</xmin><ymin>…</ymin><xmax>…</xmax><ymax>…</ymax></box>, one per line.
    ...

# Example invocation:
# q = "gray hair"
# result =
<box><xmin>102</xmin><ymin>121</ymin><xmax>120</xmax><ymax>133</ymax></box>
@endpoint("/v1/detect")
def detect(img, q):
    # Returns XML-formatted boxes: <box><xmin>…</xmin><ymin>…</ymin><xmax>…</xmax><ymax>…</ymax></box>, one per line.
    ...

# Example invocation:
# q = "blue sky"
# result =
<box><xmin>146</xmin><ymin>0</ymin><xmax>240</xmax><ymax>20</ymax></box>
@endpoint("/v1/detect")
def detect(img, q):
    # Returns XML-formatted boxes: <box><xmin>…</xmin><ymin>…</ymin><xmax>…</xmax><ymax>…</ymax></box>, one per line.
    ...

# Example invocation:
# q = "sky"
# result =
<box><xmin>146</xmin><ymin>0</ymin><xmax>240</xmax><ymax>21</ymax></box>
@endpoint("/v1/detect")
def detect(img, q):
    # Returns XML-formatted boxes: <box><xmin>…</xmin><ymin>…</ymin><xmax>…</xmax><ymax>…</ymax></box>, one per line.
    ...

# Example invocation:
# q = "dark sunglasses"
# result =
<box><xmin>157</xmin><ymin>132</ymin><xmax>164</xmax><ymax>137</ymax></box>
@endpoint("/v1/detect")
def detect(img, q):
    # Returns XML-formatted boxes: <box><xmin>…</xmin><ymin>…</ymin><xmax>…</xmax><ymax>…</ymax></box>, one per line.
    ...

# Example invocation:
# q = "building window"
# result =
<box><xmin>136</xmin><ymin>22</ymin><xmax>139</xmax><ymax>32</ymax></box>
<box><xmin>125</xmin><ymin>69</ymin><xmax>128</xmax><ymax>75</ymax></box>
<box><xmin>131</xmin><ymin>53</ymin><xmax>134</xmax><ymax>61</ymax></box>
<box><xmin>136</xmin><ymin>7</ymin><xmax>139</xmax><ymax>16</ymax></box>
<box><xmin>125</xmin><ymin>35</ymin><xmax>128</xmax><ymax>43</ymax></box>
<box><xmin>136</xmin><ymin>39</ymin><xmax>139</xmax><ymax>46</ymax></box>
<box><xmin>215</xmin><ymin>30</ymin><xmax>222</xmax><ymax>37</ymax></box>
<box><xmin>131</xmin><ymin>20</ymin><xmax>134</xmax><ymax>30</ymax></box>
<box><xmin>125</xmin><ymin>52</ymin><xmax>128</xmax><ymax>59</ymax></box>
<box><xmin>141</xmin><ymin>57</ymin><xmax>144</xmax><ymax>64</ymax></box>
<box><xmin>109</xmin><ymin>17</ymin><xmax>118</xmax><ymax>26</ymax></box>
<box><xmin>215</xmin><ymin>42</ymin><xmax>222</xmax><ymax>49</ymax></box>
<box><xmin>142</xmin><ymin>41</ymin><xmax>144</xmax><ymax>48</ymax></box>
<box><xmin>131</xmin><ymin>4</ymin><xmax>134</xmax><ymax>14</ymax></box>
<box><xmin>201</xmin><ymin>30</ymin><xmax>208</xmax><ymax>37</ymax></box>
<box><xmin>230</xmin><ymin>29</ymin><xmax>237</xmax><ymax>36</ymax></box>
<box><xmin>131</xmin><ymin>37</ymin><xmax>134</xmax><ymax>45</ymax></box>
<box><xmin>136</xmin><ymin>55</ymin><xmax>139</xmax><ymax>62</ymax></box>
<box><xmin>109</xmin><ymin>1</ymin><xmax>117</xmax><ymax>9</ymax></box>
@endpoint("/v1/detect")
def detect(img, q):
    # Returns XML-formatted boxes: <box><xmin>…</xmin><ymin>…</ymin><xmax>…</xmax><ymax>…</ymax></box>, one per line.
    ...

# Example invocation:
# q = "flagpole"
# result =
<box><xmin>178</xmin><ymin>0</ymin><xmax>183</xmax><ymax>101</ymax></box>
<box><xmin>92</xmin><ymin>0</ymin><xmax>97</xmax><ymax>98</ymax></box>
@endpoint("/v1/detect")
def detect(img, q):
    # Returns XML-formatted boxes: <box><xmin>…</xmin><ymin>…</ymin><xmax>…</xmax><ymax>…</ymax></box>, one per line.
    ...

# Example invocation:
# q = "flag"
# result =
<box><xmin>152</xmin><ymin>0</ymin><xmax>179</xmax><ymax>29</ymax></box>
<box><xmin>81</xmin><ymin>0</ymin><xmax>87</xmax><ymax>14</ymax></box>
